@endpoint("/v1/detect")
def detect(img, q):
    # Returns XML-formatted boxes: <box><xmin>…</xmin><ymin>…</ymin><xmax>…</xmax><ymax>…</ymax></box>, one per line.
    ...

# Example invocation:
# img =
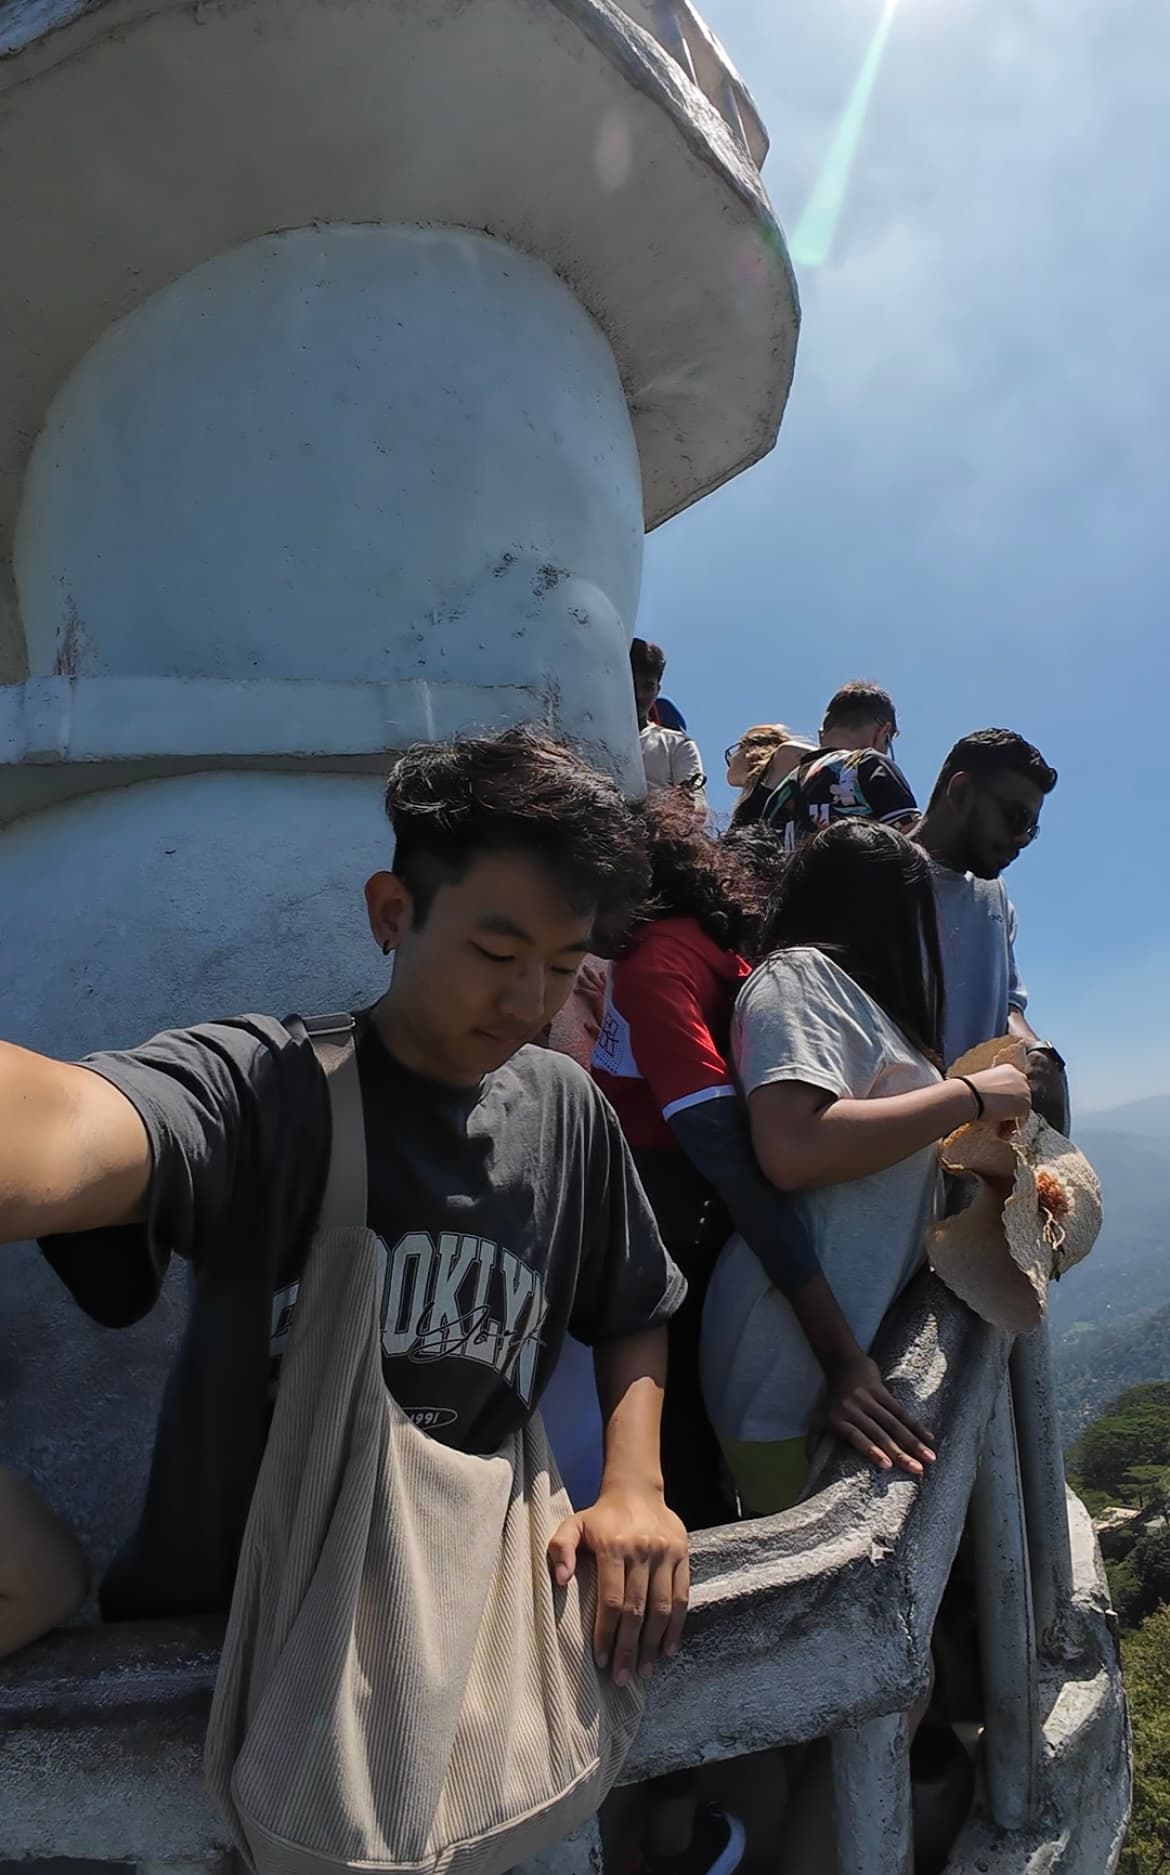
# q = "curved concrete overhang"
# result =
<box><xmin>0</xmin><ymin>0</ymin><xmax>800</xmax><ymax>682</ymax></box>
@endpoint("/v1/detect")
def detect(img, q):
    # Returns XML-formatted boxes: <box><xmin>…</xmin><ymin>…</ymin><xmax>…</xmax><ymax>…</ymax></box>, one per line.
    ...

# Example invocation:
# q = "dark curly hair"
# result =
<box><xmin>627</xmin><ymin>788</ymin><xmax>782</xmax><ymax>961</ymax></box>
<box><xmin>384</xmin><ymin>726</ymin><xmax>649</xmax><ymax>954</ymax></box>
<box><xmin>761</xmin><ymin>819</ymin><xmax>945</xmax><ymax>1064</ymax></box>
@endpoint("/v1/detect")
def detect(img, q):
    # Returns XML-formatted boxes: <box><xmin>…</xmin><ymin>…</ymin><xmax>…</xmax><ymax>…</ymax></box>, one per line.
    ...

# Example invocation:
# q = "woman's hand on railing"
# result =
<box><xmin>818</xmin><ymin>1354</ymin><xmax>937</xmax><ymax>1479</ymax></box>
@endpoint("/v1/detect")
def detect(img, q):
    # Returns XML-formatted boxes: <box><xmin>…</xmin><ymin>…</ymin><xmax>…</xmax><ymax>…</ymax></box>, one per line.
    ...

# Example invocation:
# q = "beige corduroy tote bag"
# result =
<box><xmin>205</xmin><ymin>1016</ymin><xmax>645</xmax><ymax>1875</ymax></box>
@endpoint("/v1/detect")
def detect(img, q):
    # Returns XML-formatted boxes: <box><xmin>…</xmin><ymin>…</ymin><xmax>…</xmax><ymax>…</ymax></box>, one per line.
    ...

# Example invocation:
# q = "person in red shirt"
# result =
<box><xmin>592</xmin><ymin>795</ymin><xmax>937</xmax><ymax>1875</ymax></box>
<box><xmin>592</xmin><ymin>792</ymin><xmax>936</xmax><ymax>1531</ymax></box>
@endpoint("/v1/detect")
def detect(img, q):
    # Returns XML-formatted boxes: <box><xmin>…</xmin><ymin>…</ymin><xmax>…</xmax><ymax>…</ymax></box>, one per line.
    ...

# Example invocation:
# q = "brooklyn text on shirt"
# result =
<box><xmin>269</xmin><ymin>1230</ymin><xmax>551</xmax><ymax>1411</ymax></box>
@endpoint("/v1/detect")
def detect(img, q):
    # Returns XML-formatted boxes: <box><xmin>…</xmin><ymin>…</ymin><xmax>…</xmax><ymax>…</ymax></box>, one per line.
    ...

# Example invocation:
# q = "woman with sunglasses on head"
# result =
<box><xmin>724</xmin><ymin>725</ymin><xmax>814</xmax><ymax>828</ymax></box>
<box><xmin>700</xmin><ymin>819</ymin><xmax>1032</xmax><ymax>1520</ymax></box>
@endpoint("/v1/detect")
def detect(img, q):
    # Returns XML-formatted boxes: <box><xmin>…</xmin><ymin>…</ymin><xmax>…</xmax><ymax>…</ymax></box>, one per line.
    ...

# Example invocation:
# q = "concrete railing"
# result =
<box><xmin>0</xmin><ymin>1272</ymin><xmax>1129</xmax><ymax>1873</ymax></box>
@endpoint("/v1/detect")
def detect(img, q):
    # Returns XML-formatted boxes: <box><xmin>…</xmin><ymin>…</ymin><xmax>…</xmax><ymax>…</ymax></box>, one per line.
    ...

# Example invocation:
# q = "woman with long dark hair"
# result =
<box><xmin>592</xmin><ymin>798</ymin><xmax>940</xmax><ymax>1875</ymax></box>
<box><xmin>701</xmin><ymin>819</ymin><xmax>1031</xmax><ymax>1517</ymax></box>
<box><xmin>591</xmin><ymin>793</ymin><xmax>777</xmax><ymax>1536</ymax></box>
<box><xmin>593</xmin><ymin>800</ymin><xmax>947</xmax><ymax>1530</ymax></box>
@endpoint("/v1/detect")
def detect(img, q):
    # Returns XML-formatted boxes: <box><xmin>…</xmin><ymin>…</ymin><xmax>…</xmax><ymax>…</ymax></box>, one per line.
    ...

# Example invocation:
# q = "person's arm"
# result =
<box><xmin>0</xmin><ymin>1468</ymin><xmax>88</xmax><ymax>1658</ymax></box>
<box><xmin>0</xmin><ymin>1041</ymin><xmax>151</xmax><ymax>1244</ymax></box>
<box><xmin>1004</xmin><ymin>903</ymin><xmax>1069</xmax><ymax>1129</ymax></box>
<box><xmin>617</xmin><ymin>948</ymin><xmax>935</xmax><ymax>1473</ymax></box>
<box><xmin>787</xmin><ymin>1271</ymin><xmax>937</xmax><ymax>1473</ymax></box>
<box><xmin>670</xmin><ymin>736</ymin><xmax>708</xmax><ymax>814</ymax></box>
<box><xmin>4</xmin><ymin>1020</ymin><xmax>328</xmax><ymax>1347</ymax></box>
<box><xmin>610</xmin><ymin>943</ymin><xmax>819</xmax><ymax>1295</ymax></box>
<box><xmin>1008</xmin><ymin>1009</ymin><xmax>1069</xmax><ymax>1131</ymax></box>
<box><xmin>548</xmin><ymin>1328</ymin><xmax>688</xmax><ymax>1686</ymax></box>
<box><xmin>556</xmin><ymin>1092</ymin><xmax>689</xmax><ymax>1683</ymax></box>
<box><xmin>748</xmin><ymin>1062</ymin><xmax>1030</xmax><ymax>1192</ymax></box>
<box><xmin>668</xmin><ymin>1100</ymin><xmax>935</xmax><ymax>1474</ymax></box>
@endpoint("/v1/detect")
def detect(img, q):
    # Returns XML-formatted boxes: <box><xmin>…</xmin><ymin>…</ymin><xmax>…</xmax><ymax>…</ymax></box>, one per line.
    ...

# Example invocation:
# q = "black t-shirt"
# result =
<box><xmin>761</xmin><ymin>747</ymin><xmax>918</xmax><ymax>851</ymax></box>
<box><xmin>728</xmin><ymin>777</ymin><xmax>771</xmax><ymax>828</ymax></box>
<box><xmin>41</xmin><ymin>1014</ymin><xmax>683</xmax><ymax>1620</ymax></box>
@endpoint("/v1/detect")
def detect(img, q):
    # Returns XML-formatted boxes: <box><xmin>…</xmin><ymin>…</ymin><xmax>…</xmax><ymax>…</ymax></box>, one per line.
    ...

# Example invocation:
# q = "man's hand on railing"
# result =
<box><xmin>817</xmin><ymin>1354</ymin><xmax>938</xmax><ymax>1480</ymax></box>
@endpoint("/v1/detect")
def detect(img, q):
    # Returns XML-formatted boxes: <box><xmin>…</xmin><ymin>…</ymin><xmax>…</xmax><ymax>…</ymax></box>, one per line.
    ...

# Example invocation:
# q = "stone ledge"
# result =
<box><xmin>2</xmin><ymin>1282</ymin><xmax>1129</xmax><ymax>1869</ymax></box>
<box><xmin>2</xmin><ymin>1275</ymin><xmax>1011</xmax><ymax>1862</ymax></box>
<box><xmin>947</xmin><ymin>1499</ymin><xmax>1129</xmax><ymax>1874</ymax></box>
<box><xmin>0</xmin><ymin>675</ymin><xmax>650</xmax><ymax>824</ymax></box>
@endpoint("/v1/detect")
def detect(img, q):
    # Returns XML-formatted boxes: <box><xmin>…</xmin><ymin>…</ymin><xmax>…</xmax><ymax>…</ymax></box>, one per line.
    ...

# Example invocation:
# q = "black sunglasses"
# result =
<box><xmin>983</xmin><ymin>790</ymin><xmax>1041</xmax><ymax>845</ymax></box>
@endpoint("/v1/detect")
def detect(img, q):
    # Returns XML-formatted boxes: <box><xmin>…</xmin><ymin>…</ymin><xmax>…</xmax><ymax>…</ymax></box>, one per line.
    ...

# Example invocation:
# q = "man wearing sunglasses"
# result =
<box><xmin>914</xmin><ymin>728</ymin><xmax>1067</xmax><ymax>1127</ymax></box>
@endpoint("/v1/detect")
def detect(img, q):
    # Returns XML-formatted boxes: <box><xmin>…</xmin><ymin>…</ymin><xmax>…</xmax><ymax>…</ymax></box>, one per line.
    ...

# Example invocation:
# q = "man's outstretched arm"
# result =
<box><xmin>547</xmin><ymin>1327</ymin><xmax>688</xmax><ymax>1687</ymax></box>
<box><xmin>0</xmin><ymin>1041</ymin><xmax>150</xmax><ymax>1244</ymax></box>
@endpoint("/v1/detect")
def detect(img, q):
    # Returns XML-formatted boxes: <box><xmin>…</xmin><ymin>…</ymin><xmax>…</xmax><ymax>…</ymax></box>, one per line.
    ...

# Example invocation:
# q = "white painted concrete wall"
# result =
<box><xmin>0</xmin><ymin>0</ymin><xmax>800</xmax><ymax>683</ymax></box>
<box><xmin>0</xmin><ymin>222</ymin><xmax>653</xmax><ymax>1575</ymax></box>
<box><xmin>16</xmin><ymin>225</ymin><xmax>646</xmax><ymax>785</ymax></box>
<box><xmin>0</xmin><ymin>771</ymin><xmax>393</xmax><ymax>1577</ymax></box>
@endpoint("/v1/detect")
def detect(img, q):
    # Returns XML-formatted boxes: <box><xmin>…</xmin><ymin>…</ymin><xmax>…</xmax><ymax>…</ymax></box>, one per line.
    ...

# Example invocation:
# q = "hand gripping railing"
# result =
<box><xmin>619</xmin><ymin>1273</ymin><xmax>1126</xmax><ymax>1874</ymax></box>
<box><xmin>0</xmin><ymin>1275</ymin><xmax>1126</xmax><ymax>1873</ymax></box>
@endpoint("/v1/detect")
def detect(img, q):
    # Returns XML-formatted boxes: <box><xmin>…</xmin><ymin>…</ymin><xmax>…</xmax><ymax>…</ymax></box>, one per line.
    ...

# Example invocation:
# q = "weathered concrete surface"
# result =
<box><xmin>14</xmin><ymin>227</ymin><xmax>645</xmax><ymax>797</ymax></box>
<box><xmin>0</xmin><ymin>676</ymin><xmax>552</xmax><ymax>828</ymax></box>
<box><xmin>0</xmin><ymin>0</ymin><xmax>796</xmax><ymax>1654</ymax></box>
<box><xmin>947</xmin><ymin>1494</ymin><xmax>1129</xmax><ymax>1874</ymax></box>
<box><xmin>0</xmin><ymin>1279</ymin><xmax>1129</xmax><ymax>1871</ymax></box>
<box><xmin>622</xmin><ymin>1275</ymin><xmax>1008</xmax><ymax>1780</ymax></box>
<box><xmin>0</xmin><ymin>1276</ymin><xmax>992</xmax><ymax>1847</ymax></box>
<box><xmin>1</xmin><ymin>0</ymin><xmax>768</xmax><ymax>179</ymax></box>
<box><xmin>0</xmin><ymin>0</ymin><xmax>799</xmax><ymax>681</ymax></box>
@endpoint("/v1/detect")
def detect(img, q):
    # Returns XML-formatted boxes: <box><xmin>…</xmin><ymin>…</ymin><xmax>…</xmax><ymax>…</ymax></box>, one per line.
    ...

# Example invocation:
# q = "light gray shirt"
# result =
<box><xmin>639</xmin><ymin>724</ymin><xmax>707</xmax><ymax>811</ymax></box>
<box><xmin>701</xmin><ymin>948</ymin><xmax>941</xmax><ymax>1444</ymax></box>
<box><xmin>931</xmin><ymin>864</ymin><xmax>1027</xmax><ymax>1069</ymax></box>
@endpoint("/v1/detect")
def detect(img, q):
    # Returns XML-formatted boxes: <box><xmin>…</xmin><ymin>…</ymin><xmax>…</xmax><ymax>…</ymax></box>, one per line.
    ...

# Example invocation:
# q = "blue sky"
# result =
<box><xmin>640</xmin><ymin>0</ymin><xmax>1169</xmax><ymax>1116</ymax></box>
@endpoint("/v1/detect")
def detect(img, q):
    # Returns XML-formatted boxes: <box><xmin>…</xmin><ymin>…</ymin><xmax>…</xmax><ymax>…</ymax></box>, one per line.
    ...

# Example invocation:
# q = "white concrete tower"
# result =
<box><xmin>0</xmin><ymin>0</ymin><xmax>798</xmax><ymax>1569</ymax></box>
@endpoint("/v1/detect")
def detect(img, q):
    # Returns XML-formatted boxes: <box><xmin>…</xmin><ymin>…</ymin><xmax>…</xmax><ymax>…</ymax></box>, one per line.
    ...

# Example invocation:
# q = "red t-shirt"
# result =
<box><xmin>590</xmin><ymin>916</ymin><xmax>751</xmax><ymax>1151</ymax></box>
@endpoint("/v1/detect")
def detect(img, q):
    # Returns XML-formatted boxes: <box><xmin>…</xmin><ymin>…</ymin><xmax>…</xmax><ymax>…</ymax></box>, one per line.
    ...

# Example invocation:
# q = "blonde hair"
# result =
<box><xmin>732</xmin><ymin>723</ymin><xmax>794</xmax><ymax>785</ymax></box>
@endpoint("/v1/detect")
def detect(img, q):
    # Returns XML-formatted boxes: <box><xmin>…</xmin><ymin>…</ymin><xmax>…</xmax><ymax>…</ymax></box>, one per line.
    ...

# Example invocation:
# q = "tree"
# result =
<box><xmin>1121</xmin><ymin>1604</ymin><xmax>1170</xmax><ymax>1874</ymax></box>
<box><xmin>1127</xmin><ymin>1466</ymin><xmax>1170</xmax><ymax>1512</ymax></box>
<box><xmin>1070</xmin><ymin>1385</ymin><xmax>1170</xmax><ymax>1504</ymax></box>
<box><xmin>1133</xmin><ymin>1530</ymin><xmax>1170</xmax><ymax>1620</ymax></box>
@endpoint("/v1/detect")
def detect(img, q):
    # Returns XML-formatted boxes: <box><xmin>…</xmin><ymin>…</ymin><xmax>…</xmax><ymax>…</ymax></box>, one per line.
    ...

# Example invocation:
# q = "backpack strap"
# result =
<box><xmin>303</xmin><ymin>1013</ymin><xmax>368</xmax><ymax>1232</ymax></box>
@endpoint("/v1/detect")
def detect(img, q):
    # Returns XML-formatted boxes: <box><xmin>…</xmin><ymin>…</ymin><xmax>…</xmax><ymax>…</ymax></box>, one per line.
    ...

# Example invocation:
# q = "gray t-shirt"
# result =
<box><xmin>41</xmin><ymin>1014</ymin><xmax>682</xmax><ymax>1619</ymax></box>
<box><xmin>701</xmin><ymin>949</ymin><xmax>941</xmax><ymax>1444</ymax></box>
<box><xmin>931</xmin><ymin>863</ymin><xmax>1027</xmax><ymax>1068</ymax></box>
